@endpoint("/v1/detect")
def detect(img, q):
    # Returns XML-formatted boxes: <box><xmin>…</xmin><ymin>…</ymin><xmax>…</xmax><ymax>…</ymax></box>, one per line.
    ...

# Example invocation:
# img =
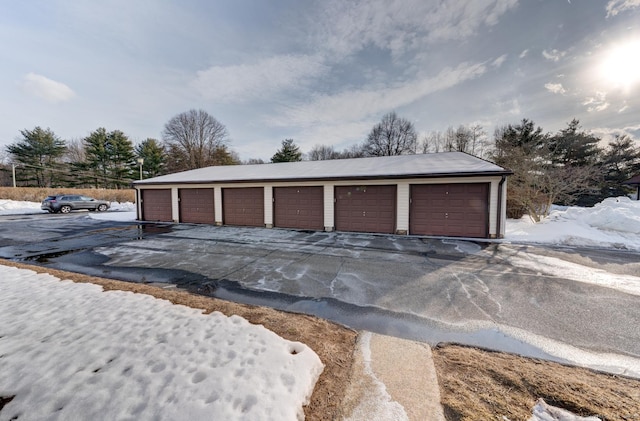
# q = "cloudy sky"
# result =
<box><xmin>1</xmin><ymin>0</ymin><xmax>639</xmax><ymax>161</ymax></box>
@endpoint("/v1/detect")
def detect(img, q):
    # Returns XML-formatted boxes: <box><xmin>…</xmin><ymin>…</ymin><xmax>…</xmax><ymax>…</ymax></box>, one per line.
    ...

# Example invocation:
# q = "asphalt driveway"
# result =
<box><xmin>1</xmin><ymin>213</ymin><xmax>639</xmax><ymax>376</ymax></box>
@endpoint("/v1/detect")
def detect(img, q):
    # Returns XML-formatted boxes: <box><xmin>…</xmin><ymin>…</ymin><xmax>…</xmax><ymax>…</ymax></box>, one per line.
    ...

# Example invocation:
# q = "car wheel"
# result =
<box><xmin>60</xmin><ymin>205</ymin><xmax>72</xmax><ymax>214</ymax></box>
<box><xmin>97</xmin><ymin>204</ymin><xmax>108</xmax><ymax>212</ymax></box>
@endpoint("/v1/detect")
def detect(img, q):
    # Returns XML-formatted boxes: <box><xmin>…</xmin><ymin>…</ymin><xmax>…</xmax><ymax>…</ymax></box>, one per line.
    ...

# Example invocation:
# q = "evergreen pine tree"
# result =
<box><xmin>271</xmin><ymin>139</ymin><xmax>302</xmax><ymax>163</ymax></box>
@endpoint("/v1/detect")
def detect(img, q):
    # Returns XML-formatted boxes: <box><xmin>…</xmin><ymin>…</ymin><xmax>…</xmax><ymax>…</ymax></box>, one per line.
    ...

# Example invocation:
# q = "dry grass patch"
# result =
<box><xmin>0</xmin><ymin>260</ymin><xmax>357</xmax><ymax>421</ymax></box>
<box><xmin>433</xmin><ymin>343</ymin><xmax>640</xmax><ymax>421</ymax></box>
<box><xmin>0</xmin><ymin>187</ymin><xmax>135</xmax><ymax>203</ymax></box>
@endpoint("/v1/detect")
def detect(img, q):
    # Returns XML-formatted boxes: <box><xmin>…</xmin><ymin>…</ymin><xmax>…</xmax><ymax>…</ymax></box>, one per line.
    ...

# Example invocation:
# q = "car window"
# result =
<box><xmin>80</xmin><ymin>196</ymin><xmax>94</xmax><ymax>201</ymax></box>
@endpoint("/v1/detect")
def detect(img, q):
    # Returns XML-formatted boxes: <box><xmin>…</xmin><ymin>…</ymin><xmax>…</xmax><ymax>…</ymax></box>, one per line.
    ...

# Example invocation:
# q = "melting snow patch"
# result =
<box><xmin>0</xmin><ymin>265</ymin><xmax>323</xmax><ymax>421</ymax></box>
<box><xmin>529</xmin><ymin>398</ymin><xmax>601</xmax><ymax>421</ymax></box>
<box><xmin>505</xmin><ymin>251</ymin><xmax>640</xmax><ymax>296</ymax></box>
<box><xmin>442</xmin><ymin>239</ymin><xmax>482</xmax><ymax>254</ymax></box>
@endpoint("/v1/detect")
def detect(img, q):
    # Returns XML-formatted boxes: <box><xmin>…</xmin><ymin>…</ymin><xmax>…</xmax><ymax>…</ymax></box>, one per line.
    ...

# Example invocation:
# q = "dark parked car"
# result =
<box><xmin>41</xmin><ymin>195</ymin><xmax>110</xmax><ymax>214</ymax></box>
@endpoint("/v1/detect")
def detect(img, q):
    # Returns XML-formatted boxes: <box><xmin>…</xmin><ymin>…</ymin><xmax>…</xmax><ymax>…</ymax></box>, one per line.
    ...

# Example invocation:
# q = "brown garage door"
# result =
<box><xmin>222</xmin><ymin>187</ymin><xmax>264</xmax><ymax>227</ymax></box>
<box><xmin>274</xmin><ymin>186</ymin><xmax>323</xmax><ymax>230</ymax></box>
<box><xmin>141</xmin><ymin>189</ymin><xmax>172</xmax><ymax>222</ymax></box>
<box><xmin>410</xmin><ymin>183</ymin><xmax>489</xmax><ymax>238</ymax></box>
<box><xmin>179</xmin><ymin>188</ymin><xmax>215</xmax><ymax>224</ymax></box>
<box><xmin>335</xmin><ymin>185</ymin><xmax>396</xmax><ymax>234</ymax></box>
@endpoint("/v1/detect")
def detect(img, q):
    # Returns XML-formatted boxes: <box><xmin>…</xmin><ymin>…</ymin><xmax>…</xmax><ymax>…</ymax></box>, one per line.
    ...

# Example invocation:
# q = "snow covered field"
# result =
<box><xmin>0</xmin><ymin>266</ymin><xmax>323</xmax><ymax>420</ymax></box>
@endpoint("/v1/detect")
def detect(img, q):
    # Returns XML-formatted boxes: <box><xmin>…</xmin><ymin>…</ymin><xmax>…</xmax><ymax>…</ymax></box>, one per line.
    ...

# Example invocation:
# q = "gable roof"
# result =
<box><xmin>134</xmin><ymin>152</ymin><xmax>511</xmax><ymax>185</ymax></box>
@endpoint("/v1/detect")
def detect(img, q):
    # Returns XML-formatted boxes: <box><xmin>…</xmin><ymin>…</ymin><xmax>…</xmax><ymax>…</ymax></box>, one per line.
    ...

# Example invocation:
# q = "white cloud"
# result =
<box><xmin>492</xmin><ymin>54</ymin><xmax>508</xmax><ymax>67</ymax></box>
<box><xmin>519</xmin><ymin>49</ymin><xmax>529</xmax><ymax>58</ymax></box>
<box><xmin>591</xmin><ymin>125</ymin><xmax>640</xmax><ymax>146</ymax></box>
<box><xmin>270</xmin><ymin>61</ymin><xmax>488</xmax><ymax>128</ymax></box>
<box><xmin>542</xmin><ymin>49</ymin><xmax>567</xmax><ymax>62</ymax></box>
<box><xmin>583</xmin><ymin>91</ymin><xmax>610</xmax><ymax>112</ymax></box>
<box><xmin>544</xmin><ymin>82</ymin><xmax>567</xmax><ymax>95</ymax></box>
<box><xmin>192</xmin><ymin>54</ymin><xmax>328</xmax><ymax>103</ymax></box>
<box><xmin>507</xmin><ymin>99</ymin><xmax>521</xmax><ymax>115</ymax></box>
<box><xmin>20</xmin><ymin>73</ymin><xmax>75</xmax><ymax>103</ymax></box>
<box><xmin>619</xmin><ymin>102</ymin><xmax>630</xmax><ymax>113</ymax></box>
<box><xmin>314</xmin><ymin>0</ymin><xmax>518</xmax><ymax>58</ymax></box>
<box><xmin>606</xmin><ymin>0</ymin><xmax>640</xmax><ymax>17</ymax></box>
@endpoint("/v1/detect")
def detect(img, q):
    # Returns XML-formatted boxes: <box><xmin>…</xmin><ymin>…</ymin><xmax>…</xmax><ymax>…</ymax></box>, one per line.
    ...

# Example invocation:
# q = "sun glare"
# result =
<box><xmin>600</xmin><ymin>38</ymin><xmax>640</xmax><ymax>91</ymax></box>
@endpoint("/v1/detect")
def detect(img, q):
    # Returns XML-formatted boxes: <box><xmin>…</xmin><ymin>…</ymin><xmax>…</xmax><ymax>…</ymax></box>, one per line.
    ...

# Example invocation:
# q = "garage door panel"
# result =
<box><xmin>141</xmin><ymin>189</ymin><xmax>172</xmax><ymax>222</ymax></box>
<box><xmin>335</xmin><ymin>185</ymin><xmax>396</xmax><ymax>234</ymax></box>
<box><xmin>179</xmin><ymin>188</ymin><xmax>215</xmax><ymax>224</ymax></box>
<box><xmin>410</xmin><ymin>183</ymin><xmax>489</xmax><ymax>238</ymax></box>
<box><xmin>273</xmin><ymin>187</ymin><xmax>324</xmax><ymax>230</ymax></box>
<box><xmin>223</xmin><ymin>187</ymin><xmax>264</xmax><ymax>227</ymax></box>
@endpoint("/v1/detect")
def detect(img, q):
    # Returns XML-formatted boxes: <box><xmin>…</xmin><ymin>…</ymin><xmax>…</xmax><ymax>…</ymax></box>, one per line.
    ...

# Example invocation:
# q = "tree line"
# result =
<box><xmin>1</xmin><ymin>109</ymin><xmax>238</xmax><ymax>189</ymax></box>
<box><xmin>277</xmin><ymin>113</ymin><xmax>640</xmax><ymax>221</ymax></box>
<box><xmin>2</xmin><ymin>109</ymin><xmax>639</xmax><ymax>222</ymax></box>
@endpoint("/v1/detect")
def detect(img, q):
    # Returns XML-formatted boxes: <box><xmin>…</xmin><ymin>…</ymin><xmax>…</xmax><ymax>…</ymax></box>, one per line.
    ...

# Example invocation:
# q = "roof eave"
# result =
<box><xmin>132</xmin><ymin>170</ymin><xmax>513</xmax><ymax>186</ymax></box>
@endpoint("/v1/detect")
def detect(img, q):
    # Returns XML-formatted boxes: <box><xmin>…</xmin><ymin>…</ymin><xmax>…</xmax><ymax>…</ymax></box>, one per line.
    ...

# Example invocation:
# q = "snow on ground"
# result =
<box><xmin>0</xmin><ymin>199</ymin><xmax>42</xmax><ymax>215</ymax></box>
<box><xmin>506</xmin><ymin>197</ymin><xmax>640</xmax><ymax>251</ymax></box>
<box><xmin>0</xmin><ymin>265</ymin><xmax>323</xmax><ymax>421</ymax></box>
<box><xmin>87</xmin><ymin>203</ymin><xmax>137</xmax><ymax>222</ymax></box>
<box><xmin>499</xmin><ymin>250</ymin><xmax>640</xmax><ymax>296</ymax></box>
<box><xmin>0</xmin><ymin>199</ymin><xmax>137</xmax><ymax>221</ymax></box>
<box><xmin>529</xmin><ymin>399</ymin><xmax>601</xmax><ymax>421</ymax></box>
<box><xmin>0</xmin><ymin>199</ymin><xmax>136</xmax><ymax>214</ymax></box>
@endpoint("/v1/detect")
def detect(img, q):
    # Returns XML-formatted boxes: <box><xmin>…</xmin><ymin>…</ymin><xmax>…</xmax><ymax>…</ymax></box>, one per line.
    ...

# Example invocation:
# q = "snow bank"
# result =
<box><xmin>87</xmin><ymin>202</ymin><xmax>137</xmax><ymax>221</ymax></box>
<box><xmin>0</xmin><ymin>265</ymin><xmax>324</xmax><ymax>421</ymax></box>
<box><xmin>0</xmin><ymin>199</ymin><xmax>43</xmax><ymax>215</ymax></box>
<box><xmin>0</xmin><ymin>199</ymin><xmax>137</xmax><ymax>220</ymax></box>
<box><xmin>108</xmin><ymin>201</ymin><xmax>136</xmax><ymax>212</ymax></box>
<box><xmin>507</xmin><ymin>197</ymin><xmax>640</xmax><ymax>251</ymax></box>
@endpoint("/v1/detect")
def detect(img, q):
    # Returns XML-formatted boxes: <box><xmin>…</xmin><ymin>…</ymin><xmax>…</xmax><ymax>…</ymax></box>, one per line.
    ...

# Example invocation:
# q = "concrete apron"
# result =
<box><xmin>340</xmin><ymin>331</ymin><xmax>445</xmax><ymax>421</ymax></box>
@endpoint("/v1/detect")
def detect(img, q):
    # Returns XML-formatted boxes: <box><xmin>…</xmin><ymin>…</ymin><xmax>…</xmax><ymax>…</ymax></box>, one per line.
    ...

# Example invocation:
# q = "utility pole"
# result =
<box><xmin>12</xmin><ymin>164</ymin><xmax>16</xmax><ymax>188</ymax></box>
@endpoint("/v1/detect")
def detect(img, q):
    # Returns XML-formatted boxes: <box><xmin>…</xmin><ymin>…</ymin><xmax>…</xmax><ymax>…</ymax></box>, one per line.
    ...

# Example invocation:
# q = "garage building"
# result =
<box><xmin>133</xmin><ymin>152</ymin><xmax>511</xmax><ymax>238</ymax></box>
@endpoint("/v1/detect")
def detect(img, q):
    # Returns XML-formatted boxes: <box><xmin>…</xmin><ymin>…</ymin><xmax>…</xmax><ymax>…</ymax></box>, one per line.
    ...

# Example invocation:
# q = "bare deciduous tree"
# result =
<box><xmin>162</xmin><ymin>109</ymin><xmax>229</xmax><ymax>172</ymax></box>
<box><xmin>339</xmin><ymin>144</ymin><xmax>366</xmax><ymax>159</ymax></box>
<box><xmin>469</xmin><ymin>124</ymin><xmax>490</xmax><ymax>158</ymax></box>
<box><xmin>308</xmin><ymin>144</ymin><xmax>340</xmax><ymax>160</ymax></box>
<box><xmin>63</xmin><ymin>138</ymin><xmax>86</xmax><ymax>163</ymax></box>
<box><xmin>363</xmin><ymin>112</ymin><xmax>417</xmax><ymax>156</ymax></box>
<box><xmin>421</xmin><ymin>124</ymin><xmax>490</xmax><ymax>157</ymax></box>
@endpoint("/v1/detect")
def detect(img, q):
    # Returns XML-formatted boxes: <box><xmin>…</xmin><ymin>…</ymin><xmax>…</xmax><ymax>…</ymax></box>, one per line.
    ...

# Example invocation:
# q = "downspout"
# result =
<box><xmin>135</xmin><ymin>188</ymin><xmax>141</xmax><ymax>221</ymax></box>
<box><xmin>496</xmin><ymin>175</ymin><xmax>507</xmax><ymax>239</ymax></box>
